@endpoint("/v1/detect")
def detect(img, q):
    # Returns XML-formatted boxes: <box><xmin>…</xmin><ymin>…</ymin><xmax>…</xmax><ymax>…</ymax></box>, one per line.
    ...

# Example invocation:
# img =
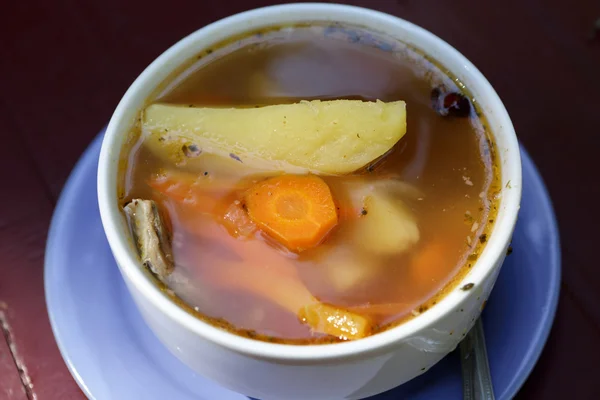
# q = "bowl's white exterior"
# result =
<box><xmin>98</xmin><ymin>4</ymin><xmax>521</xmax><ymax>400</ymax></box>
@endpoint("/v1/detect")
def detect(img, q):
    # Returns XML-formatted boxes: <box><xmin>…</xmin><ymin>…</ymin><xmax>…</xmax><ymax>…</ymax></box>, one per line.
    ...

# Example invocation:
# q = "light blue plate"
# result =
<box><xmin>45</xmin><ymin>130</ymin><xmax>560</xmax><ymax>399</ymax></box>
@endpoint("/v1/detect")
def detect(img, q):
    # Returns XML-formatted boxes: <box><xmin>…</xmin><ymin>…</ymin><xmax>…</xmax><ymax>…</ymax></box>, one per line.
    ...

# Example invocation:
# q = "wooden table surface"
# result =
<box><xmin>1</xmin><ymin>0</ymin><xmax>599</xmax><ymax>399</ymax></box>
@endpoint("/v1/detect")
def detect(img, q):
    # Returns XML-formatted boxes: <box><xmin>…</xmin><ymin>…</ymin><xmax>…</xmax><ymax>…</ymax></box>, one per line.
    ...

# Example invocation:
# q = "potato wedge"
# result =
<box><xmin>142</xmin><ymin>100</ymin><xmax>406</xmax><ymax>175</ymax></box>
<box><xmin>301</xmin><ymin>303</ymin><xmax>371</xmax><ymax>340</ymax></box>
<box><xmin>355</xmin><ymin>192</ymin><xmax>420</xmax><ymax>255</ymax></box>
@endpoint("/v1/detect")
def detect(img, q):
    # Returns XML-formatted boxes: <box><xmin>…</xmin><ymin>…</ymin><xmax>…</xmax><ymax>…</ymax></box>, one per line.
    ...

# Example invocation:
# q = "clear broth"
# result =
<box><xmin>120</xmin><ymin>25</ymin><xmax>500</xmax><ymax>344</ymax></box>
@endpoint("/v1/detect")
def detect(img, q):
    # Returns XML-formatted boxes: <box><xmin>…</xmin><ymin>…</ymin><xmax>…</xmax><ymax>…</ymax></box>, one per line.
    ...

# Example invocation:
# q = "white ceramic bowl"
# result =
<box><xmin>98</xmin><ymin>3</ymin><xmax>521</xmax><ymax>399</ymax></box>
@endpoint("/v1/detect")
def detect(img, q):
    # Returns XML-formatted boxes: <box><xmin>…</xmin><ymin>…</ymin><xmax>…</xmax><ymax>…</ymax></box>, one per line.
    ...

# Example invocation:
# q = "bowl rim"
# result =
<box><xmin>98</xmin><ymin>2</ymin><xmax>522</xmax><ymax>363</ymax></box>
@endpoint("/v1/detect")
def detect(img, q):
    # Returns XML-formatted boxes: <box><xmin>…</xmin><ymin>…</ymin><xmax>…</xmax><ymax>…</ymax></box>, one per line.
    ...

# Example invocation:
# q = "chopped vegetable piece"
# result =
<box><xmin>334</xmin><ymin>178</ymin><xmax>423</xmax><ymax>220</ymax></box>
<box><xmin>142</xmin><ymin>100</ymin><xmax>407</xmax><ymax>175</ymax></box>
<box><xmin>300</xmin><ymin>303</ymin><xmax>371</xmax><ymax>340</ymax></box>
<box><xmin>148</xmin><ymin>171</ymin><xmax>196</xmax><ymax>202</ymax></box>
<box><xmin>244</xmin><ymin>175</ymin><xmax>338</xmax><ymax>252</ymax></box>
<box><xmin>222</xmin><ymin>201</ymin><xmax>257</xmax><ymax>238</ymax></box>
<box><xmin>148</xmin><ymin>170</ymin><xmax>241</xmax><ymax>214</ymax></box>
<box><xmin>354</xmin><ymin>192</ymin><xmax>419</xmax><ymax>255</ymax></box>
<box><xmin>208</xmin><ymin>259</ymin><xmax>371</xmax><ymax>340</ymax></box>
<box><xmin>149</xmin><ymin>169</ymin><xmax>241</xmax><ymax>196</ymax></box>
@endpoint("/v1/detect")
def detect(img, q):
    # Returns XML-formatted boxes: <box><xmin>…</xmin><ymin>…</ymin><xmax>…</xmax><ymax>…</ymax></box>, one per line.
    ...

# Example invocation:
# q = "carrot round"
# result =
<box><xmin>244</xmin><ymin>175</ymin><xmax>338</xmax><ymax>252</ymax></box>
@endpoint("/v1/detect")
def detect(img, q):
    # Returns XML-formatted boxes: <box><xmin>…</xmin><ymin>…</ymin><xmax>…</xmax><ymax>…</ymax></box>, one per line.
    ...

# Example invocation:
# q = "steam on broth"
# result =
<box><xmin>120</xmin><ymin>25</ymin><xmax>500</xmax><ymax>344</ymax></box>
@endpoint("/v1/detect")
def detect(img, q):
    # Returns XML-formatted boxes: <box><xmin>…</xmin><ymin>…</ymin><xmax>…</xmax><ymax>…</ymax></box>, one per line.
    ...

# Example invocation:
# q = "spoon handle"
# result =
<box><xmin>460</xmin><ymin>318</ymin><xmax>496</xmax><ymax>400</ymax></box>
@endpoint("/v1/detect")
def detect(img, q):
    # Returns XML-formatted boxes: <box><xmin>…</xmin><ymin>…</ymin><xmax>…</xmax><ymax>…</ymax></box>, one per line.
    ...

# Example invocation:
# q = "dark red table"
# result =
<box><xmin>1</xmin><ymin>1</ymin><xmax>599</xmax><ymax>398</ymax></box>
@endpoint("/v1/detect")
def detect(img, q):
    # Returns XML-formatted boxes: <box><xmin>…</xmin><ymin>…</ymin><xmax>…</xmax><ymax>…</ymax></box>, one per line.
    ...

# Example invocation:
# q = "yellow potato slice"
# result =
<box><xmin>141</xmin><ymin>100</ymin><xmax>406</xmax><ymax>175</ymax></box>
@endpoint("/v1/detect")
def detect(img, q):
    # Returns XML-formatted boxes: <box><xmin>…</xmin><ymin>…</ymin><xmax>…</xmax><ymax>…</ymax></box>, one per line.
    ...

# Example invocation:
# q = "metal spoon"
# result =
<box><xmin>460</xmin><ymin>318</ymin><xmax>496</xmax><ymax>400</ymax></box>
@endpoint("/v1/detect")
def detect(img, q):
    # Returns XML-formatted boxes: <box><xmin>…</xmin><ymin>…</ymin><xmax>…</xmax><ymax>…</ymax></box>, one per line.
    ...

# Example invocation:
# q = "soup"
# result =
<box><xmin>119</xmin><ymin>25</ymin><xmax>500</xmax><ymax>344</ymax></box>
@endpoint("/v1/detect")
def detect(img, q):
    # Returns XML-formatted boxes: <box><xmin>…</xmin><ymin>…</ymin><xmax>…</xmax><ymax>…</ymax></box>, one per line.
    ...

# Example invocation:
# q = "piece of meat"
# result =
<box><xmin>124</xmin><ymin>199</ymin><xmax>174</xmax><ymax>281</ymax></box>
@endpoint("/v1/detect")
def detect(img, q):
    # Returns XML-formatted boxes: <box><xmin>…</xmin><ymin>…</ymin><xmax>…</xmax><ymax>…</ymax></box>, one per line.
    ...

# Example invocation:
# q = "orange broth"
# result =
<box><xmin>119</xmin><ymin>25</ymin><xmax>501</xmax><ymax>344</ymax></box>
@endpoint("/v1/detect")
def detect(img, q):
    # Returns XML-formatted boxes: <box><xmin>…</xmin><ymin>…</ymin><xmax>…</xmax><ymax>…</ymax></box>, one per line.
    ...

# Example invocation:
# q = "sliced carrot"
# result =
<box><xmin>148</xmin><ymin>171</ymin><xmax>193</xmax><ymax>202</ymax></box>
<box><xmin>410</xmin><ymin>241</ymin><xmax>451</xmax><ymax>286</ymax></box>
<box><xmin>148</xmin><ymin>169</ymin><xmax>246</xmax><ymax>215</ymax></box>
<box><xmin>150</xmin><ymin>169</ymin><xmax>239</xmax><ymax>194</ymax></box>
<box><xmin>244</xmin><ymin>175</ymin><xmax>338</xmax><ymax>252</ymax></box>
<box><xmin>148</xmin><ymin>171</ymin><xmax>217</xmax><ymax>213</ymax></box>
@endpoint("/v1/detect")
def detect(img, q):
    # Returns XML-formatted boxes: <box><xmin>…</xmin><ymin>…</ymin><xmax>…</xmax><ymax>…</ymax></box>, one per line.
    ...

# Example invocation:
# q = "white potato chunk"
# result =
<box><xmin>142</xmin><ymin>100</ymin><xmax>407</xmax><ymax>175</ymax></box>
<box><xmin>356</xmin><ymin>192</ymin><xmax>420</xmax><ymax>255</ymax></box>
